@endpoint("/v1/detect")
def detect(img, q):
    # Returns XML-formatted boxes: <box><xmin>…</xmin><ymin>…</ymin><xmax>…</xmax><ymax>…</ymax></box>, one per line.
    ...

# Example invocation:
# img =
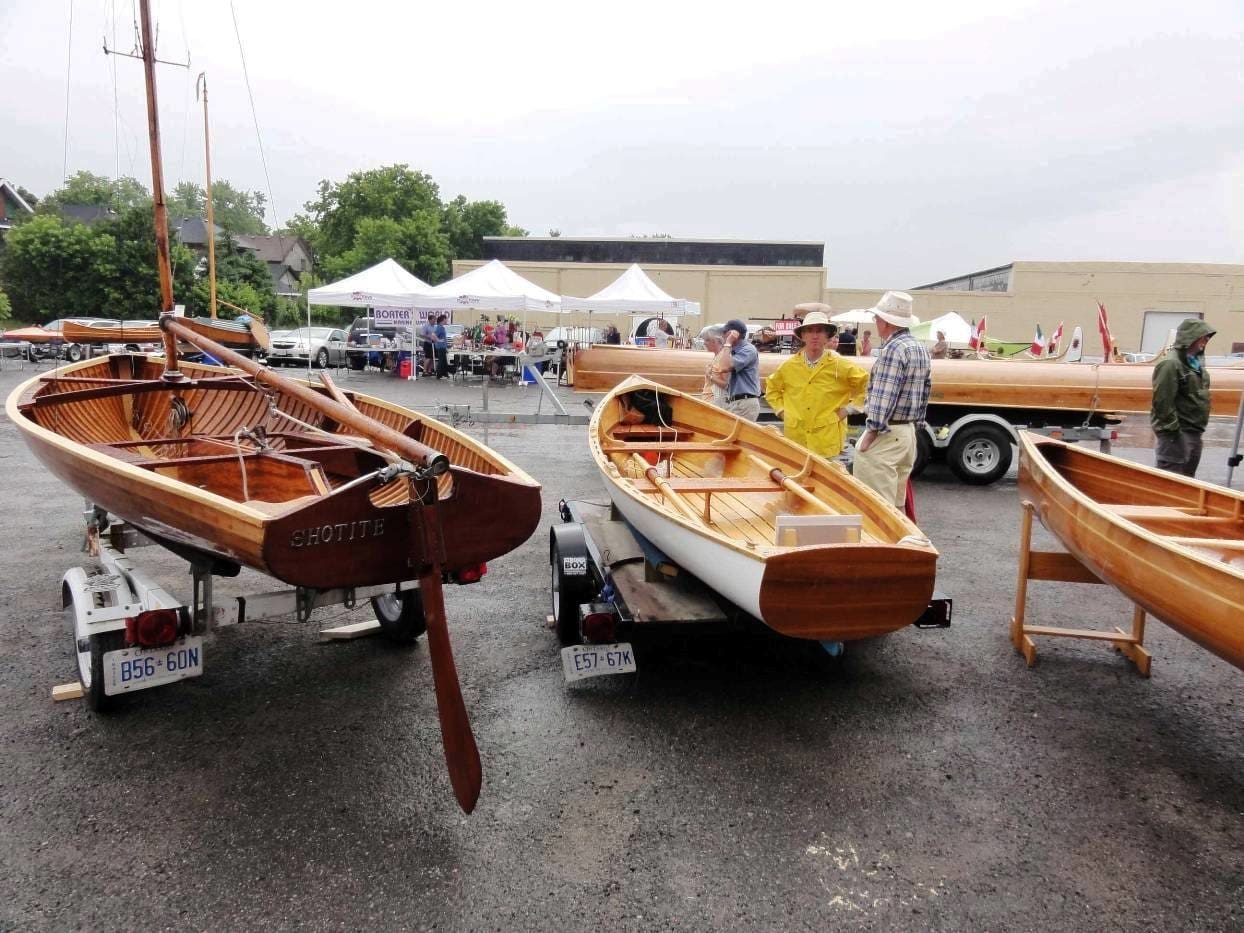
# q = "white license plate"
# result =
<box><xmin>103</xmin><ymin>636</ymin><xmax>204</xmax><ymax>695</ymax></box>
<box><xmin>561</xmin><ymin>642</ymin><xmax>636</xmax><ymax>682</ymax></box>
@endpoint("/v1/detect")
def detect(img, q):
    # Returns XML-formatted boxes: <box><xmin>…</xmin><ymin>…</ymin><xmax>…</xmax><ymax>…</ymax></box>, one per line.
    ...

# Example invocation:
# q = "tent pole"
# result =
<box><xmin>1226</xmin><ymin>390</ymin><xmax>1244</xmax><ymax>488</ymax></box>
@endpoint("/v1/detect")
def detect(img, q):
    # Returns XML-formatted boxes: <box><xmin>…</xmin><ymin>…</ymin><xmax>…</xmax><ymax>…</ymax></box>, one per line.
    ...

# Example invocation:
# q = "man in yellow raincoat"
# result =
<box><xmin>764</xmin><ymin>310</ymin><xmax>869</xmax><ymax>458</ymax></box>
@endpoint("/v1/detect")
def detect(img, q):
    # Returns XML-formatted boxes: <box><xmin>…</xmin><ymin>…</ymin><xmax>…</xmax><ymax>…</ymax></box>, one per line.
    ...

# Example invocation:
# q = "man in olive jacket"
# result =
<box><xmin>1150</xmin><ymin>318</ymin><xmax>1215</xmax><ymax>477</ymax></box>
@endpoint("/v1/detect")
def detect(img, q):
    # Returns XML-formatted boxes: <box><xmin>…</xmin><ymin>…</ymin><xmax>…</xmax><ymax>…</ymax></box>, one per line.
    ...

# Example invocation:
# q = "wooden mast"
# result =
<box><xmin>196</xmin><ymin>73</ymin><xmax>217</xmax><ymax>319</ymax></box>
<box><xmin>136</xmin><ymin>0</ymin><xmax>182</xmax><ymax>380</ymax></box>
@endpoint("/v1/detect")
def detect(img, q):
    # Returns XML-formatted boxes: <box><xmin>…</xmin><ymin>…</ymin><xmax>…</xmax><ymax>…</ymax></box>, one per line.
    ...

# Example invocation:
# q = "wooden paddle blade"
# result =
<box><xmin>417</xmin><ymin>565</ymin><xmax>482</xmax><ymax>814</ymax></box>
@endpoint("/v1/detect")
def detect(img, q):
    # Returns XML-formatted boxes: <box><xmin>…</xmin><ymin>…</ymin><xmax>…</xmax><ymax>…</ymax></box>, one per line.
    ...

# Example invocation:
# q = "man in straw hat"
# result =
<box><xmin>764</xmin><ymin>309</ymin><xmax>868</xmax><ymax>459</ymax></box>
<box><xmin>721</xmin><ymin>319</ymin><xmax>762</xmax><ymax>421</ymax></box>
<box><xmin>854</xmin><ymin>291</ymin><xmax>931</xmax><ymax>508</ymax></box>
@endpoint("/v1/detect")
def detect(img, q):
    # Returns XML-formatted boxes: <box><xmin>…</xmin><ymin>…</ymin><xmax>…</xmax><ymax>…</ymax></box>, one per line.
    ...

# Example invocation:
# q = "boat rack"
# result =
<box><xmin>1009</xmin><ymin>500</ymin><xmax>1153</xmax><ymax>676</ymax></box>
<box><xmin>63</xmin><ymin>504</ymin><xmax>419</xmax><ymax>711</ymax></box>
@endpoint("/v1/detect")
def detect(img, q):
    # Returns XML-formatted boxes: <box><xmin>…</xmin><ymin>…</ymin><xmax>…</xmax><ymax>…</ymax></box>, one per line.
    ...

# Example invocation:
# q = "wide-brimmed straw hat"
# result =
<box><xmin>793</xmin><ymin>310</ymin><xmax>837</xmax><ymax>338</ymax></box>
<box><xmin>869</xmin><ymin>291</ymin><xmax>916</xmax><ymax>328</ymax></box>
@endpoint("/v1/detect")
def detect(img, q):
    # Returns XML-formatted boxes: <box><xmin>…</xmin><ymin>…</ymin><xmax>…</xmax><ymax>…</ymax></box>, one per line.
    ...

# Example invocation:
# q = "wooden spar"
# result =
<box><xmin>746</xmin><ymin>452</ymin><xmax>831</xmax><ymax>513</ymax></box>
<box><xmin>160</xmin><ymin>315</ymin><xmax>450</xmax><ymax>474</ymax></box>
<box><xmin>136</xmin><ymin>0</ymin><xmax>181</xmax><ymax>380</ymax></box>
<box><xmin>316</xmin><ymin>372</ymin><xmax>359</xmax><ymax>413</ymax></box>
<box><xmin>196</xmin><ymin>72</ymin><xmax>217</xmax><ymax>320</ymax></box>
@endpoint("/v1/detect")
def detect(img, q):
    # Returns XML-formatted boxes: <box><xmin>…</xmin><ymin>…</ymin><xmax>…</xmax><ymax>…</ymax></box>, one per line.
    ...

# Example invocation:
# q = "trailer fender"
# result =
<box><xmin>939</xmin><ymin>412</ymin><xmax>1020</xmax><ymax>449</ymax></box>
<box><xmin>549</xmin><ymin>523</ymin><xmax>593</xmax><ymax>645</ymax></box>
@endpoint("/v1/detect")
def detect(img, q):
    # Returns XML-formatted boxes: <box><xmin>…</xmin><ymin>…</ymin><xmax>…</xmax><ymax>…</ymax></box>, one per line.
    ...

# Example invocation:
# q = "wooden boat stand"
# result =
<box><xmin>1010</xmin><ymin>500</ymin><xmax>1153</xmax><ymax>676</ymax></box>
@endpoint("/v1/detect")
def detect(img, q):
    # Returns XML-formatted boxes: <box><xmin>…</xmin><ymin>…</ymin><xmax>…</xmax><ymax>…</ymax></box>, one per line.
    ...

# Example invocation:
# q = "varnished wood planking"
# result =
<box><xmin>1018</xmin><ymin>434</ymin><xmax>1244</xmax><ymax>670</ymax></box>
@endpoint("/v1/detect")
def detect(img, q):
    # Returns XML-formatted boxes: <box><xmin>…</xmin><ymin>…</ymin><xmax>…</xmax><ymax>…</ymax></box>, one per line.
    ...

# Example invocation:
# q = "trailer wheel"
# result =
<box><xmin>550</xmin><ymin>525</ymin><xmax>591</xmax><ymax>646</ymax></box>
<box><xmin>911</xmin><ymin>429</ymin><xmax>933</xmax><ymax>477</ymax></box>
<box><xmin>64</xmin><ymin>589</ymin><xmax>125</xmax><ymax>713</ymax></box>
<box><xmin>947</xmin><ymin>423</ymin><xmax>1013</xmax><ymax>485</ymax></box>
<box><xmin>371</xmin><ymin>590</ymin><xmax>427</xmax><ymax>644</ymax></box>
<box><xmin>66</xmin><ymin>344</ymin><xmax>83</xmax><ymax>363</ymax></box>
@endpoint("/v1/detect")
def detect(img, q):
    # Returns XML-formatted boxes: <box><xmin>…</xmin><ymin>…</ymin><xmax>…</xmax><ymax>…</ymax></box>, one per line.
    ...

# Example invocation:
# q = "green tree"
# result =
<box><xmin>441</xmin><ymin>195</ymin><xmax>526</xmax><ymax>260</ymax></box>
<box><xmin>0</xmin><ymin>214</ymin><xmax>111</xmax><ymax>321</ymax></box>
<box><xmin>187</xmin><ymin>234</ymin><xmax>277</xmax><ymax>318</ymax></box>
<box><xmin>168</xmin><ymin>180</ymin><xmax>268</xmax><ymax>235</ymax></box>
<box><xmin>37</xmin><ymin>171</ymin><xmax>150</xmax><ymax>216</ymax></box>
<box><xmin>15</xmin><ymin>186</ymin><xmax>39</xmax><ymax>210</ymax></box>
<box><xmin>0</xmin><ymin>285</ymin><xmax>12</xmax><ymax>322</ymax></box>
<box><xmin>95</xmin><ymin>207</ymin><xmax>196</xmax><ymax>318</ymax></box>
<box><xmin>304</xmin><ymin>164</ymin><xmax>442</xmax><ymax>259</ymax></box>
<box><xmin>323</xmin><ymin>213</ymin><xmax>450</xmax><ymax>286</ymax></box>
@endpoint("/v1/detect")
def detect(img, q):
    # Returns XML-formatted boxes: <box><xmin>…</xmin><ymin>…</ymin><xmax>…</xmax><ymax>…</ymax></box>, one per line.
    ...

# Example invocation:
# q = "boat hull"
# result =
<box><xmin>1017</xmin><ymin>435</ymin><xmax>1244</xmax><ymax>669</ymax></box>
<box><xmin>573</xmin><ymin>345</ymin><xmax>1244</xmax><ymax>416</ymax></box>
<box><xmin>8</xmin><ymin>355</ymin><xmax>541</xmax><ymax>589</ymax></box>
<box><xmin>592</xmin><ymin>377</ymin><xmax>938</xmax><ymax>640</ymax></box>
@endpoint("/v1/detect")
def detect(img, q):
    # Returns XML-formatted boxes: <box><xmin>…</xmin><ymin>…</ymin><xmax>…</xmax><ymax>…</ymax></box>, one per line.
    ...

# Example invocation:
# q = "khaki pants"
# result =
<box><xmin>726</xmin><ymin>396</ymin><xmax>761</xmax><ymax>421</ymax></box>
<box><xmin>853</xmin><ymin>423</ymin><xmax>916</xmax><ymax>508</ymax></box>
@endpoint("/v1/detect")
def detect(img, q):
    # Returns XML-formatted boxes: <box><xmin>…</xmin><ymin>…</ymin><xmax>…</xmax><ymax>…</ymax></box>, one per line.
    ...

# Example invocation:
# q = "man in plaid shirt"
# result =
<box><xmin>854</xmin><ymin>291</ymin><xmax>931</xmax><ymax>508</ymax></box>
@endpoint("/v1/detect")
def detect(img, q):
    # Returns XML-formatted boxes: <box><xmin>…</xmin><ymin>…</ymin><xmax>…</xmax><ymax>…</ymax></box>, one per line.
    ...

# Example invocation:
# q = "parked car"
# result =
<box><xmin>347</xmin><ymin>316</ymin><xmax>413</xmax><ymax>370</ymax></box>
<box><xmin>266</xmin><ymin>327</ymin><xmax>350</xmax><ymax>368</ymax></box>
<box><xmin>3</xmin><ymin>318</ymin><xmax>118</xmax><ymax>362</ymax></box>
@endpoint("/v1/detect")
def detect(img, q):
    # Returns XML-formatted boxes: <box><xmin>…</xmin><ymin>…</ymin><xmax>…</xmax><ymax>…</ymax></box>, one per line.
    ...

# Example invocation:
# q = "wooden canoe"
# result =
<box><xmin>7</xmin><ymin>353</ymin><xmax>542</xmax><ymax>589</ymax></box>
<box><xmin>1017</xmin><ymin>433</ymin><xmax>1244</xmax><ymax>669</ymax></box>
<box><xmin>591</xmin><ymin>377</ymin><xmax>939</xmax><ymax>640</ymax></box>
<box><xmin>572</xmin><ymin>345</ymin><xmax>1244</xmax><ymax>416</ymax></box>
<box><xmin>62</xmin><ymin>321</ymin><xmax>162</xmax><ymax>344</ymax></box>
<box><xmin>179</xmin><ymin>315</ymin><xmax>271</xmax><ymax>351</ymax></box>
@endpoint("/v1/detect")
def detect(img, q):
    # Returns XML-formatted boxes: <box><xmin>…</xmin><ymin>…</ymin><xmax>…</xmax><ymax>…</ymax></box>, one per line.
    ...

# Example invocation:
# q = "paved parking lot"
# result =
<box><xmin>1</xmin><ymin>363</ymin><xmax>1241</xmax><ymax>931</ymax></box>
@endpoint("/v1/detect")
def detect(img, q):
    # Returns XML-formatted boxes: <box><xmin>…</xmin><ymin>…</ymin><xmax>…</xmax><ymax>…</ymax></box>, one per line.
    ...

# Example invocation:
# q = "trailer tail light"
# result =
<box><xmin>125</xmin><ymin>609</ymin><xmax>180</xmax><ymax>647</ymax></box>
<box><xmin>1110</xmin><ymin>430</ymin><xmax>1118</xmax><ymax>440</ymax></box>
<box><xmin>452</xmin><ymin>563</ymin><xmax>488</xmax><ymax>584</ymax></box>
<box><xmin>580</xmin><ymin>605</ymin><xmax>617</xmax><ymax>644</ymax></box>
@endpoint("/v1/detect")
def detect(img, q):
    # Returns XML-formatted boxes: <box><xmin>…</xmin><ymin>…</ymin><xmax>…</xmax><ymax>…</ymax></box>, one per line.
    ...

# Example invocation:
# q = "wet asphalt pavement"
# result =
<box><xmin>0</xmin><ymin>362</ymin><xmax>1241</xmax><ymax>932</ymax></box>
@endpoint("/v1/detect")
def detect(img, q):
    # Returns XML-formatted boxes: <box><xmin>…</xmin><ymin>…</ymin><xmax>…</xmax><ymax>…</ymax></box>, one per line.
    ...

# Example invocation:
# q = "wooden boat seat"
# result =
<box><xmin>631</xmin><ymin>476</ymin><xmax>808</xmax><ymax>494</ymax></box>
<box><xmin>609</xmin><ymin>425</ymin><xmax>691</xmax><ymax>441</ymax></box>
<box><xmin>602</xmin><ymin>441</ymin><xmax>741</xmax><ymax>454</ymax></box>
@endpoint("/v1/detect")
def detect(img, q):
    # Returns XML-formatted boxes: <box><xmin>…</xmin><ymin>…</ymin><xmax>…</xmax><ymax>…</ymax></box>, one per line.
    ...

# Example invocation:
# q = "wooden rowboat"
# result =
<box><xmin>572</xmin><ymin>345</ymin><xmax>1244</xmax><ymax>416</ymax></box>
<box><xmin>7</xmin><ymin>347</ymin><xmax>541</xmax><ymax>591</ymax></box>
<box><xmin>1017</xmin><ymin>433</ymin><xmax>1244</xmax><ymax>669</ymax></box>
<box><xmin>62</xmin><ymin>321</ymin><xmax>162</xmax><ymax>345</ymax></box>
<box><xmin>590</xmin><ymin>377</ymin><xmax>939</xmax><ymax>640</ymax></box>
<box><xmin>178</xmin><ymin>315</ymin><xmax>271</xmax><ymax>351</ymax></box>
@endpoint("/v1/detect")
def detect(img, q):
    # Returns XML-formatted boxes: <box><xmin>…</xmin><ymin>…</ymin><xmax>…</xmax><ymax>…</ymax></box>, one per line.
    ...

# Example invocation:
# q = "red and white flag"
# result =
<box><xmin>969</xmin><ymin>315</ymin><xmax>987</xmax><ymax>350</ymax></box>
<box><xmin>1031</xmin><ymin>323</ymin><xmax>1045</xmax><ymax>357</ymax></box>
<box><xmin>1097</xmin><ymin>302</ymin><xmax>1114</xmax><ymax>362</ymax></box>
<box><xmin>1048</xmin><ymin>321</ymin><xmax>1064</xmax><ymax>355</ymax></box>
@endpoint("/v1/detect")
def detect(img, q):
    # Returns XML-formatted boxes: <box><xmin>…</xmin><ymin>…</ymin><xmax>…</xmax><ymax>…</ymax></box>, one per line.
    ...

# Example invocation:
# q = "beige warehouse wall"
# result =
<box><xmin>453</xmin><ymin>257</ymin><xmax>1244</xmax><ymax>353</ymax></box>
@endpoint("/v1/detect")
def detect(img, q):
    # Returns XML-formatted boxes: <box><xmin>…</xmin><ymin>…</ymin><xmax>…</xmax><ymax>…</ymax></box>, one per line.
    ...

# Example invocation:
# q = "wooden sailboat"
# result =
<box><xmin>4</xmin><ymin>0</ymin><xmax>528</xmax><ymax>813</ymax></box>
<box><xmin>572</xmin><ymin>345</ymin><xmax>1244</xmax><ymax>416</ymax></box>
<box><xmin>591</xmin><ymin>377</ymin><xmax>939</xmax><ymax>640</ymax></box>
<box><xmin>1017</xmin><ymin>433</ymin><xmax>1244</xmax><ymax>669</ymax></box>
<box><xmin>62</xmin><ymin>321</ymin><xmax>162</xmax><ymax>344</ymax></box>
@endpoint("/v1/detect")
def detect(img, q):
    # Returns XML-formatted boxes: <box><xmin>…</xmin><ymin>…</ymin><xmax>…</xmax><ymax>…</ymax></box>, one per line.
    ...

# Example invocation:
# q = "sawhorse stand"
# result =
<box><xmin>1010</xmin><ymin>501</ymin><xmax>1152</xmax><ymax>676</ymax></box>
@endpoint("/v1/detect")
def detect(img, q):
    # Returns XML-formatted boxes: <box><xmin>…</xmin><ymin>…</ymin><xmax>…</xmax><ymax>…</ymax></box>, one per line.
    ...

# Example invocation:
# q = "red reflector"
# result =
<box><xmin>581</xmin><ymin>610</ymin><xmax>616</xmax><ymax>644</ymax></box>
<box><xmin>127</xmin><ymin>609</ymin><xmax>180</xmax><ymax>647</ymax></box>
<box><xmin>454</xmin><ymin>563</ymin><xmax>487</xmax><ymax>584</ymax></box>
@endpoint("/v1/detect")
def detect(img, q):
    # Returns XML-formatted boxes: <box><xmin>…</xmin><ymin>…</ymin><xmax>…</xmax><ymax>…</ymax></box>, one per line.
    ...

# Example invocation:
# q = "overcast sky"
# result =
<box><xmin>3</xmin><ymin>0</ymin><xmax>1242</xmax><ymax>287</ymax></box>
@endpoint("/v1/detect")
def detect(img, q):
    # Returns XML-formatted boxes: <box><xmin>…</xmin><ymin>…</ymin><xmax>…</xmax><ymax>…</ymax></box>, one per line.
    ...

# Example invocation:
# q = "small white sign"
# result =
<box><xmin>562</xmin><ymin>556</ymin><xmax>588</xmax><ymax>576</ymax></box>
<box><xmin>561</xmin><ymin>643</ymin><xmax>637</xmax><ymax>682</ymax></box>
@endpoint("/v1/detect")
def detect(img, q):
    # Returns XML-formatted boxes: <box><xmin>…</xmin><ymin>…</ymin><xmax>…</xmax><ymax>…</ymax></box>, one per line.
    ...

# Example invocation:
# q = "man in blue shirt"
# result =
<box><xmin>721</xmin><ymin>319</ymin><xmax>761</xmax><ymax>421</ymax></box>
<box><xmin>854</xmin><ymin>292</ymin><xmax>931</xmax><ymax>508</ymax></box>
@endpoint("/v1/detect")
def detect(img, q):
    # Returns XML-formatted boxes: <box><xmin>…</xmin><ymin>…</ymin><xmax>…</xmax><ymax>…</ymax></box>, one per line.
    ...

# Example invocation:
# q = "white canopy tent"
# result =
<box><xmin>411</xmin><ymin>259</ymin><xmax>560</xmax><ymax>315</ymax></box>
<box><xmin>830</xmin><ymin>308</ymin><xmax>878</xmax><ymax>325</ymax></box>
<box><xmin>306</xmin><ymin>258</ymin><xmax>431</xmax><ymax>308</ymax></box>
<box><xmin>305</xmin><ymin>258</ymin><xmax>432</xmax><ymax>380</ymax></box>
<box><xmin>911</xmin><ymin>311</ymin><xmax>973</xmax><ymax>348</ymax></box>
<box><xmin>561</xmin><ymin>264</ymin><xmax>701</xmax><ymax>317</ymax></box>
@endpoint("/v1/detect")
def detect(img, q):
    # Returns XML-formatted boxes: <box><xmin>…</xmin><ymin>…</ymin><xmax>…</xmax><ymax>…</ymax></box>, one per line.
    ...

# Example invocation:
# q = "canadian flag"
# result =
<box><xmin>1031</xmin><ymin>323</ymin><xmax>1045</xmax><ymax>357</ymax></box>
<box><xmin>969</xmin><ymin>316</ymin><xmax>987</xmax><ymax>350</ymax></box>
<box><xmin>1097</xmin><ymin>302</ymin><xmax>1114</xmax><ymax>362</ymax></box>
<box><xmin>1048</xmin><ymin>321</ymin><xmax>1064</xmax><ymax>355</ymax></box>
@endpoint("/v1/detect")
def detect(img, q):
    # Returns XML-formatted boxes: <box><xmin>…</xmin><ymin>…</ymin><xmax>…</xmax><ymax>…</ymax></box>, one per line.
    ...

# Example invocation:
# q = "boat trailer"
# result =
<box><xmin>60</xmin><ymin>502</ymin><xmax>427</xmax><ymax>711</ymax></box>
<box><xmin>548</xmin><ymin>499</ymin><xmax>952</xmax><ymax>682</ymax></box>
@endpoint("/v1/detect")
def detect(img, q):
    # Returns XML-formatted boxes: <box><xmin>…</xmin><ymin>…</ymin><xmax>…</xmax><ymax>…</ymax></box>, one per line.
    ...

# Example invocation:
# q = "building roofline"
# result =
<box><xmin>912</xmin><ymin>263</ymin><xmax>1013</xmax><ymax>290</ymax></box>
<box><xmin>482</xmin><ymin>235</ymin><xmax>824</xmax><ymax>247</ymax></box>
<box><xmin>0</xmin><ymin>179</ymin><xmax>34</xmax><ymax>215</ymax></box>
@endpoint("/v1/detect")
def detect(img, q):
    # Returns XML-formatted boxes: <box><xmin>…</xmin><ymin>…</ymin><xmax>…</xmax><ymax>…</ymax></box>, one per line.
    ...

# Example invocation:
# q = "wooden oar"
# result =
<box><xmin>317</xmin><ymin>372</ymin><xmax>360</xmax><ymax>414</ymax></box>
<box><xmin>746</xmin><ymin>452</ymin><xmax>832</xmax><ymax>513</ymax></box>
<box><xmin>160</xmin><ymin>315</ymin><xmax>448</xmax><ymax>474</ymax></box>
<box><xmin>630</xmin><ymin>453</ymin><xmax>702</xmax><ymax>523</ymax></box>
<box><xmin>418</xmin><ymin>562</ymin><xmax>482</xmax><ymax>814</ymax></box>
<box><xmin>164</xmin><ymin>314</ymin><xmax>482</xmax><ymax>813</ymax></box>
